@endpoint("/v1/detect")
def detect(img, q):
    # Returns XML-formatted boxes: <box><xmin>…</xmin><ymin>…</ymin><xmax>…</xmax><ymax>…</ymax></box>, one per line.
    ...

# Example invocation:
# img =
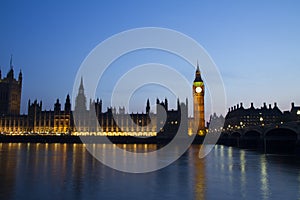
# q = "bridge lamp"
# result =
<box><xmin>259</xmin><ymin>117</ymin><xmax>264</xmax><ymax>122</ymax></box>
<box><xmin>227</xmin><ymin>125</ymin><xmax>231</xmax><ymax>130</ymax></box>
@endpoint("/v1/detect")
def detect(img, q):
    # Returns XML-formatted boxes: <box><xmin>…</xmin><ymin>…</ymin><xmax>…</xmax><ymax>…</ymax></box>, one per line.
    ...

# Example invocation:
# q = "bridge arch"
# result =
<box><xmin>231</xmin><ymin>132</ymin><xmax>241</xmax><ymax>138</ymax></box>
<box><xmin>244</xmin><ymin>130</ymin><xmax>261</xmax><ymax>138</ymax></box>
<box><xmin>265</xmin><ymin>128</ymin><xmax>297</xmax><ymax>154</ymax></box>
<box><xmin>227</xmin><ymin>132</ymin><xmax>241</xmax><ymax>147</ymax></box>
<box><xmin>265</xmin><ymin>126</ymin><xmax>298</xmax><ymax>136</ymax></box>
<box><xmin>265</xmin><ymin>128</ymin><xmax>297</xmax><ymax>139</ymax></box>
<box><xmin>242</xmin><ymin>130</ymin><xmax>261</xmax><ymax>149</ymax></box>
<box><xmin>221</xmin><ymin>132</ymin><xmax>229</xmax><ymax>137</ymax></box>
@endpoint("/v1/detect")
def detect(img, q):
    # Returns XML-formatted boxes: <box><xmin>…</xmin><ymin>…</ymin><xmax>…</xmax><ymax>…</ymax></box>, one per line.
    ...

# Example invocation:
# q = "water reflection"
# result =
<box><xmin>298</xmin><ymin>172</ymin><xmax>300</xmax><ymax>199</ymax></box>
<box><xmin>1</xmin><ymin>144</ymin><xmax>300</xmax><ymax>199</ymax></box>
<box><xmin>191</xmin><ymin>146</ymin><xmax>206</xmax><ymax>200</ymax></box>
<box><xmin>0</xmin><ymin>143</ymin><xmax>17</xmax><ymax>200</ymax></box>
<box><xmin>239</xmin><ymin>150</ymin><xmax>246</xmax><ymax>199</ymax></box>
<box><xmin>86</xmin><ymin>143</ymin><xmax>162</xmax><ymax>173</ymax></box>
<box><xmin>260</xmin><ymin>155</ymin><xmax>269</xmax><ymax>199</ymax></box>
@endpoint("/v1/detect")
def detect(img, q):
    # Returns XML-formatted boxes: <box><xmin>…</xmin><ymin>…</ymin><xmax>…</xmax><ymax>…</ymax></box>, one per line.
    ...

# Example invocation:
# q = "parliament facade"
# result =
<box><xmin>0</xmin><ymin>60</ymin><xmax>206</xmax><ymax>137</ymax></box>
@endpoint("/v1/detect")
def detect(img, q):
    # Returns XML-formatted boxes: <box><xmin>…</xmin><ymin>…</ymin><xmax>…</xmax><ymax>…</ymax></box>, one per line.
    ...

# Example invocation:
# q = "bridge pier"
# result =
<box><xmin>226</xmin><ymin>137</ymin><xmax>239</xmax><ymax>147</ymax></box>
<box><xmin>294</xmin><ymin>140</ymin><xmax>300</xmax><ymax>155</ymax></box>
<box><xmin>256</xmin><ymin>138</ymin><xmax>266</xmax><ymax>153</ymax></box>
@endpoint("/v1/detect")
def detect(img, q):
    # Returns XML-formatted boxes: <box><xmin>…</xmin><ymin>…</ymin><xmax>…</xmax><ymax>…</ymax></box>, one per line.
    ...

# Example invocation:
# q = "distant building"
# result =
<box><xmin>222</xmin><ymin>102</ymin><xmax>299</xmax><ymax>131</ymax></box>
<box><xmin>207</xmin><ymin>113</ymin><xmax>225</xmax><ymax>133</ymax></box>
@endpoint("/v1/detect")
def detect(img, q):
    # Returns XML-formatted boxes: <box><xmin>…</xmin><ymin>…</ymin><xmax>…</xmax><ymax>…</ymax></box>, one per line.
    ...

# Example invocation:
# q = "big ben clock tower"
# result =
<box><xmin>193</xmin><ymin>62</ymin><xmax>205</xmax><ymax>133</ymax></box>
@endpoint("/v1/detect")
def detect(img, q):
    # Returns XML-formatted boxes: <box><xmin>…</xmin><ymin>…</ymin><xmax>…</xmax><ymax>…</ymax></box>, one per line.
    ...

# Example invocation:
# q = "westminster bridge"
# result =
<box><xmin>219</xmin><ymin>121</ymin><xmax>300</xmax><ymax>154</ymax></box>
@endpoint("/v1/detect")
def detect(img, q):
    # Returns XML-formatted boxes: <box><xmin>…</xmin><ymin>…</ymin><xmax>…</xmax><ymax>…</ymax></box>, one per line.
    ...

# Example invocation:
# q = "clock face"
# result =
<box><xmin>195</xmin><ymin>86</ymin><xmax>202</xmax><ymax>93</ymax></box>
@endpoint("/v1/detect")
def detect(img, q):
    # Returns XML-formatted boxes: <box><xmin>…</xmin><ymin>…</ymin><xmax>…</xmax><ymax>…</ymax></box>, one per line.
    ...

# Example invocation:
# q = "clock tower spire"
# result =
<box><xmin>193</xmin><ymin>61</ymin><xmax>205</xmax><ymax>134</ymax></box>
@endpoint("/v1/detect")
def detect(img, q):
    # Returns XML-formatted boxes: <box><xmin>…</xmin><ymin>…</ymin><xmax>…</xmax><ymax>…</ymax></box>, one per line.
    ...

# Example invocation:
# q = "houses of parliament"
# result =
<box><xmin>0</xmin><ymin>58</ymin><xmax>206</xmax><ymax>137</ymax></box>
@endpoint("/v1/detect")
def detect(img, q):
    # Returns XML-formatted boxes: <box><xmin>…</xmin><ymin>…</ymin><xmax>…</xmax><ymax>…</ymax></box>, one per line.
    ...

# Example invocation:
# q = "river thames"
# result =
<box><xmin>1</xmin><ymin>143</ymin><xmax>300</xmax><ymax>200</ymax></box>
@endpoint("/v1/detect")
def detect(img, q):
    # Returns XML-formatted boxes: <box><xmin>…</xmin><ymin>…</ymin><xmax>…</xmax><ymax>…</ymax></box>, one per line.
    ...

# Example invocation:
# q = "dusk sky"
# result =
<box><xmin>0</xmin><ymin>1</ymin><xmax>300</xmax><ymax>118</ymax></box>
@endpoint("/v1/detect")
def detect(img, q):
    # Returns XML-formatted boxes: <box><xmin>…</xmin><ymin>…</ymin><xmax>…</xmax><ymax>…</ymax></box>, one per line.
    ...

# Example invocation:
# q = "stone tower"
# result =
<box><xmin>193</xmin><ymin>62</ymin><xmax>205</xmax><ymax>132</ymax></box>
<box><xmin>0</xmin><ymin>56</ymin><xmax>22</xmax><ymax>115</ymax></box>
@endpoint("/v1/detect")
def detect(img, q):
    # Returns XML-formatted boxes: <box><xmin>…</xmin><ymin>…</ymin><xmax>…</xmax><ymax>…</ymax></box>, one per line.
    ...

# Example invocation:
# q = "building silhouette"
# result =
<box><xmin>221</xmin><ymin>102</ymin><xmax>300</xmax><ymax>131</ymax></box>
<box><xmin>0</xmin><ymin>56</ymin><xmax>22</xmax><ymax>115</ymax></box>
<box><xmin>0</xmin><ymin>60</ymin><xmax>205</xmax><ymax>137</ymax></box>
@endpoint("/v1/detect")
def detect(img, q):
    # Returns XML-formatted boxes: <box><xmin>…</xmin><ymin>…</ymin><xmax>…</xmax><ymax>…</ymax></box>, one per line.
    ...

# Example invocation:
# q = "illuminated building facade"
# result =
<box><xmin>0</xmin><ymin>62</ymin><xmax>205</xmax><ymax>136</ymax></box>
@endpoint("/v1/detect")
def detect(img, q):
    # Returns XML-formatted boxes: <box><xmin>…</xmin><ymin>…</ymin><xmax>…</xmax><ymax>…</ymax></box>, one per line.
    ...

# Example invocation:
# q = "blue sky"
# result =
<box><xmin>0</xmin><ymin>0</ymin><xmax>300</xmax><ymax>118</ymax></box>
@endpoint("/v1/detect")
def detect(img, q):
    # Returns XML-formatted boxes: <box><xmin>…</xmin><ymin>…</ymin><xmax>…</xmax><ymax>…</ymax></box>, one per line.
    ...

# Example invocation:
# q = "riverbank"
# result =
<box><xmin>0</xmin><ymin>135</ymin><xmax>205</xmax><ymax>144</ymax></box>
<box><xmin>2</xmin><ymin>135</ymin><xmax>299</xmax><ymax>155</ymax></box>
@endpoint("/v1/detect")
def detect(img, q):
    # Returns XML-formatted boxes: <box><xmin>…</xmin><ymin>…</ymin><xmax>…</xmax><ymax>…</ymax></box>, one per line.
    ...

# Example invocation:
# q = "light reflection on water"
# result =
<box><xmin>1</xmin><ymin>143</ymin><xmax>300</xmax><ymax>200</ymax></box>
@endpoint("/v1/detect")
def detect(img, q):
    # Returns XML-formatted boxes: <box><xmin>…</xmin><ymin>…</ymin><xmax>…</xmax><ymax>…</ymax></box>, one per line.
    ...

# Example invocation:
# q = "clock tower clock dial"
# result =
<box><xmin>195</xmin><ymin>86</ymin><xmax>202</xmax><ymax>93</ymax></box>
<box><xmin>193</xmin><ymin>62</ymin><xmax>205</xmax><ymax>133</ymax></box>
